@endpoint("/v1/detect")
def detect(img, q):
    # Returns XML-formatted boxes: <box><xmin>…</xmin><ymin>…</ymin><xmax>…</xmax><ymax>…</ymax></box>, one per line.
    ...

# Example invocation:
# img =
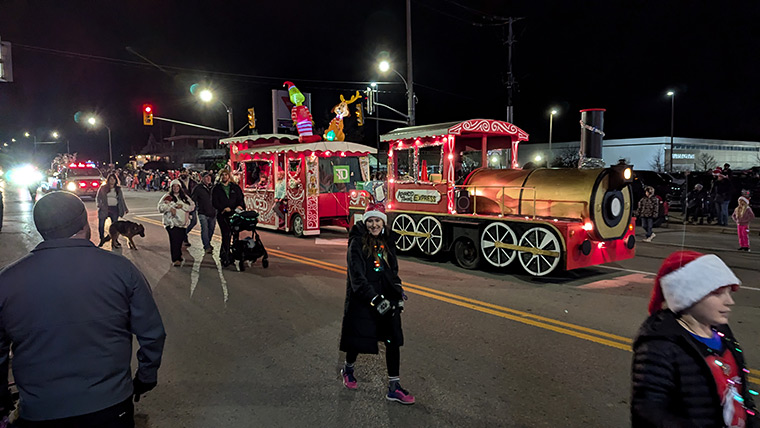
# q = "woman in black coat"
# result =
<box><xmin>632</xmin><ymin>251</ymin><xmax>759</xmax><ymax>427</ymax></box>
<box><xmin>339</xmin><ymin>203</ymin><xmax>414</xmax><ymax>405</ymax></box>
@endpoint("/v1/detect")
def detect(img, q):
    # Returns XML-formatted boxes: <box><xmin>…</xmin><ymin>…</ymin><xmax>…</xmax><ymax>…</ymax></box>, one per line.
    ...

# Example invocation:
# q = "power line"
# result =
<box><xmin>13</xmin><ymin>43</ymin><xmax>399</xmax><ymax>88</ymax></box>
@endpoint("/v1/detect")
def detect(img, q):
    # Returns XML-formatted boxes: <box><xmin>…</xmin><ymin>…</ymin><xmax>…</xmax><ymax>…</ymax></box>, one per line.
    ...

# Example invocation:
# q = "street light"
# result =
<box><xmin>86</xmin><ymin>115</ymin><xmax>113</xmax><ymax>166</ymax></box>
<box><xmin>667</xmin><ymin>91</ymin><xmax>675</xmax><ymax>172</ymax></box>
<box><xmin>377</xmin><ymin>58</ymin><xmax>415</xmax><ymax>126</ymax></box>
<box><xmin>549</xmin><ymin>109</ymin><xmax>558</xmax><ymax>153</ymax></box>
<box><xmin>195</xmin><ymin>87</ymin><xmax>234</xmax><ymax>137</ymax></box>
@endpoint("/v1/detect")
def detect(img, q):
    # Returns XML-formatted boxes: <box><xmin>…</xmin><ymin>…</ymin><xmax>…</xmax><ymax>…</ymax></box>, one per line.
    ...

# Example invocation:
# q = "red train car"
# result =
<box><xmin>221</xmin><ymin>134</ymin><xmax>375</xmax><ymax>236</ymax></box>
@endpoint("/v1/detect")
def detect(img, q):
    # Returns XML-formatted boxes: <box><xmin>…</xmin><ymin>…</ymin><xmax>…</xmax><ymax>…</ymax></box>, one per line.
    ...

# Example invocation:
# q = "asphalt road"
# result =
<box><xmin>1</xmin><ymin>185</ymin><xmax>759</xmax><ymax>427</ymax></box>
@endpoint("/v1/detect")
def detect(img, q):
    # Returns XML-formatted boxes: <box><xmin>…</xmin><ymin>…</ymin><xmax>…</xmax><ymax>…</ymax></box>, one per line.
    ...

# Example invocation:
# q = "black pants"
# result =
<box><xmin>217</xmin><ymin>215</ymin><xmax>232</xmax><ymax>262</ymax></box>
<box><xmin>166</xmin><ymin>226</ymin><xmax>186</xmax><ymax>262</ymax></box>
<box><xmin>346</xmin><ymin>344</ymin><xmax>400</xmax><ymax>377</ymax></box>
<box><xmin>16</xmin><ymin>397</ymin><xmax>134</xmax><ymax>427</ymax></box>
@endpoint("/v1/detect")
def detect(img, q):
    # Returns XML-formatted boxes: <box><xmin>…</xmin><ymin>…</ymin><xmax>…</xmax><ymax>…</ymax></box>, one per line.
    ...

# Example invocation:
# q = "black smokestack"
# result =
<box><xmin>578</xmin><ymin>108</ymin><xmax>606</xmax><ymax>169</ymax></box>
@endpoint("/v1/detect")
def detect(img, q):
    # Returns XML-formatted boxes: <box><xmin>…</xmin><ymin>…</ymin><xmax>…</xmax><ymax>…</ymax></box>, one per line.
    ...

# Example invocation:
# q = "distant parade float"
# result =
<box><xmin>230</xmin><ymin>81</ymin><xmax>635</xmax><ymax>276</ymax></box>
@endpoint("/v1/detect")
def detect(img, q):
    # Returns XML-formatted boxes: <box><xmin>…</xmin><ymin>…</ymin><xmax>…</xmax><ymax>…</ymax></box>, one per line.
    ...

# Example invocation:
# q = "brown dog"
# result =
<box><xmin>98</xmin><ymin>220</ymin><xmax>145</xmax><ymax>250</ymax></box>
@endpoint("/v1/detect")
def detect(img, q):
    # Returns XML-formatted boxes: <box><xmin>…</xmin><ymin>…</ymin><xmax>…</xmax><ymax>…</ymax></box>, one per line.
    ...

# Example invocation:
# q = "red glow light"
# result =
<box><xmin>582</xmin><ymin>222</ymin><xmax>594</xmax><ymax>231</ymax></box>
<box><xmin>447</xmin><ymin>154</ymin><xmax>454</xmax><ymax>160</ymax></box>
<box><xmin>79</xmin><ymin>182</ymin><xmax>87</xmax><ymax>188</ymax></box>
<box><xmin>144</xmin><ymin>106</ymin><xmax>152</xmax><ymax>113</ymax></box>
<box><xmin>92</xmin><ymin>181</ymin><xmax>99</xmax><ymax>187</ymax></box>
<box><xmin>597</xmin><ymin>242</ymin><xmax>605</xmax><ymax>249</ymax></box>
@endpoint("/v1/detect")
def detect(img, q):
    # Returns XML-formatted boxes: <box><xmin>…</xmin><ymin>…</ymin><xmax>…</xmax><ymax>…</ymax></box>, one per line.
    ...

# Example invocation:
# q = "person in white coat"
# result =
<box><xmin>158</xmin><ymin>179</ymin><xmax>195</xmax><ymax>266</ymax></box>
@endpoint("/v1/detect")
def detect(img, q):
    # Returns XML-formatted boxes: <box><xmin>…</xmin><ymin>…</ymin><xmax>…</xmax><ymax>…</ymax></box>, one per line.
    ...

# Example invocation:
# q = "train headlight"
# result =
<box><xmin>609</xmin><ymin>164</ymin><xmax>634</xmax><ymax>190</ymax></box>
<box><xmin>66</xmin><ymin>182</ymin><xmax>77</xmax><ymax>191</ymax></box>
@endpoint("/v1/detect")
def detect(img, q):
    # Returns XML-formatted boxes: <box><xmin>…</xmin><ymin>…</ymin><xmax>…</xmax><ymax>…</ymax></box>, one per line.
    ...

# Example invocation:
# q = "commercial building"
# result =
<box><xmin>518</xmin><ymin>137</ymin><xmax>760</xmax><ymax>171</ymax></box>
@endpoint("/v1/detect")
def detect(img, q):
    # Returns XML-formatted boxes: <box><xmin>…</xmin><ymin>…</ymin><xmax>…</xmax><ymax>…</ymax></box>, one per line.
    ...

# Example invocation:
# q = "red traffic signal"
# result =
<box><xmin>142</xmin><ymin>104</ymin><xmax>154</xmax><ymax>126</ymax></box>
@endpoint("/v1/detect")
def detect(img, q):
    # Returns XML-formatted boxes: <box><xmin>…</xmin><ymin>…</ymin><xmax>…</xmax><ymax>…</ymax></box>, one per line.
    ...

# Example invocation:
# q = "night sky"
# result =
<box><xmin>1</xmin><ymin>1</ymin><xmax>758</xmax><ymax>165</ymax></box>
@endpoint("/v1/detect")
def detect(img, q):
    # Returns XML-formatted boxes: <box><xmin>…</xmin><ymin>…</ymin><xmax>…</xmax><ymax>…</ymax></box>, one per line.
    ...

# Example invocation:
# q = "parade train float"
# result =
<box><xmin>220</xmin><ymin>82</ymin><xmax>376</xmax><ymax>237</ymax></box>
<box><xmin>349</xmin><ymin>109</ymin><xmax>636</xmax><ymax>277</ymax></box>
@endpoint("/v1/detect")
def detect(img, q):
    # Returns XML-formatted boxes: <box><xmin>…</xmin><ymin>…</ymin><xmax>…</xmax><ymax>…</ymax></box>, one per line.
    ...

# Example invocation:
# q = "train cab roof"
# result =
<box><xmin>380</xmin><ymin>119</ymin><xmax>529</xmax><ymax>144</ymax></box>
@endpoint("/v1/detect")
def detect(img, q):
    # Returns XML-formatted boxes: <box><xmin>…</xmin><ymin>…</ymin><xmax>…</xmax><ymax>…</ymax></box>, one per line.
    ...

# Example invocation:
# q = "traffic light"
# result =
<box><xmin>247</xmin><ymin>107</ymin><xmax>256</xmax><ymax>129</ymax></box>
<box><xmin>355</xmin><ymin>103</ymin><xmax>364</xmax><ymax>126</ymax></box>
<box><xmin>142</xmin><ymin>104</ymin><xmax>153</xmax><ymax>126</ymax></box>
<box><xmin>365</xmin><ymin>87</ymin><xmax>375</xmax><ymax>115</ymax></box>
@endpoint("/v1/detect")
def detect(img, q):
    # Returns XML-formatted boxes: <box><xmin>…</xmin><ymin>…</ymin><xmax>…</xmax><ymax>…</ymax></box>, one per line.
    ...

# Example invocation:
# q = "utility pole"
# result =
<box><xmin>503</xmin><ymin>17</ymin><xmax>523</xmax><ymax>124</ymax></box>
<box><xmin>406</xmin><ymin>0</ymin><xmax>415</xmax><ymax>126</ymax></box>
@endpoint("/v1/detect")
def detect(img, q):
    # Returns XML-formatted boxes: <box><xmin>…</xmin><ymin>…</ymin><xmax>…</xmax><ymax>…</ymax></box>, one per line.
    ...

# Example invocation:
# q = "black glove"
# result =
<box><xmin>133</xmin><ymin>377</ymin><xmax>157</xmax><ymax>402</ymax></box>
<box><xmin>371</xmin><ymin>295</ymin><xmax>391</xmax><ymax>315</ymax></box>
<box><xmin>0</xmin><ymin>389</ymin><xmax>13</xmax><ymax>418</ymax></box>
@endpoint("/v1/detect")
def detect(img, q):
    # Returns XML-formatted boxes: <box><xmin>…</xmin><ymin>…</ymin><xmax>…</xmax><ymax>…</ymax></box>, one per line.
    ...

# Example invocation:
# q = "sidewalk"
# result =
<box><xmin>639</xmin><ymin>212</ymin><xmax>760</xmax><ymax>253</ymax></box>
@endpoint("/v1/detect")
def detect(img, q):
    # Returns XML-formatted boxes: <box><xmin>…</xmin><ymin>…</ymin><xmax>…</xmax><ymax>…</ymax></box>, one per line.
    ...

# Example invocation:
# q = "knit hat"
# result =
<box><xmin>739</xmin><ymin>196</ymin><xmax>750</xmax><ymax>205</ymax></box>
<box><xmin>169</xmin><ymin>179</ymin><xmax>182</xmax><ymax>190</ymax></box>
<box><xmin>33</xmin><ymin>191</ymin><xmax>88</xmax><ymax>240</ymax></box>
<box><xmin>648</xmin><ymin>251</ymin><xmax>740</xmax><ymax>315</ymax></box>
<box><xmin>364</xmin><ymin>202</ymin><xmax>387</xmax><ymax>223</ymax></box>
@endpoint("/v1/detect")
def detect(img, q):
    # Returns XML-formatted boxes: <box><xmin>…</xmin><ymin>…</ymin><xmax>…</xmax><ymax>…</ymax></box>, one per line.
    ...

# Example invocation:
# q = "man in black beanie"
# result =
<box><xmin>0</xmin><ymin>191</ymin><xmax>166</xmax><ymax>427</ymax></box>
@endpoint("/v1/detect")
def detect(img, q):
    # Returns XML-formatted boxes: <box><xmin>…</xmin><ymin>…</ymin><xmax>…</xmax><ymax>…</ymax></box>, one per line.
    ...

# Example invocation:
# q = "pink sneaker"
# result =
<box><xmin>386</xmin><ymin>386</ymin><xmax>415</xmax><ymax>404</ymax></box>
<box><xmin>341</xmin><ymin>369</ymin><xmax>357</xmax><ymax>390</ymax></box>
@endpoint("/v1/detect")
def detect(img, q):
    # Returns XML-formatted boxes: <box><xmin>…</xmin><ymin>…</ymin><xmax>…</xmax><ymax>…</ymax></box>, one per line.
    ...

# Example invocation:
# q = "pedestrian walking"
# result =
<box><xmin>636</xmin><ymin>186</ymin><xmax>659</xmax><ymax>242</ymax></box>
<box><xmin>732</xmin><ymin>196</ymin><xmax>755</xmax><ymax>252</ymax></box>
<box><xmin>339</xmin><ymin>203</ymin><xmax>415</xmax><ymax>405</ymax></box>
<box><xmin>713</xmin><ymin>172</ymin><xmax>733</xmax><ymax>226</ymax></box>
<box><xmin>96</xmin><ymin>172</ymin><xmax>129</xmax><ymax>242</ymax></box>
<box><xmin>212</xmin><ymin>169</ymin><xmax>244</xmax><ymax>267</ymax></box>
<box><xmin>0</xmin><ymin>191</ymin><xmax>166</xmax><ymax>426</ymax></box>
<box><xmin>631</xmin><ymin>251</ymin><xmax>759</xmax><ymax>427</ymax></box>
<box><xmin>158</xmin><ymin>179</ymin><xmax>195</xmax><ymax>266</ymax></box>
<box><xmin>191</xmin><ymin>171</ymin><xmax>217</xmax><ymax>254</ymax></box>
<box><xmin>178</xmin><ymin>169</ymin><xmax>198</xmax><ymax>246</ymax></box>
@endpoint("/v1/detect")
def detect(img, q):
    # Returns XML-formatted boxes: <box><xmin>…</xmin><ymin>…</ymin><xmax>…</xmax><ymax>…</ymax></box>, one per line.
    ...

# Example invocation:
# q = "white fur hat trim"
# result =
<box><xmin>363</xmin><ymin>210</ymin><xmax>387</xmax><ymax>223</ymax></box>
<box><xmin>660</xmin><ymin>254</ymin><xmax>740</xmax><ymax>313</ymax></box>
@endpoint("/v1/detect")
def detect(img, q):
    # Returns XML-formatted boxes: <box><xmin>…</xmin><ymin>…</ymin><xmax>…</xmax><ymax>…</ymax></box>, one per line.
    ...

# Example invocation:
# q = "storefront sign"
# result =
<box><xmin>673</xmin><ymin>153</ymin><xmax>695</xmax><ymax>159</ymax></box>
<box><xmin>395</xmin><ymin>189</ymin><xmax>441</xmax><ymax>204</ymax></box>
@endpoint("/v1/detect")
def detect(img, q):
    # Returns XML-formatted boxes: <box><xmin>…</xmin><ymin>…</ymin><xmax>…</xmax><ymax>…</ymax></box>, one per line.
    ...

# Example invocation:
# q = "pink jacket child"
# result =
<box><xmin>731</xmin><ymin>196</ymin><xmax>755</xmax><ymax>251</ymax></box>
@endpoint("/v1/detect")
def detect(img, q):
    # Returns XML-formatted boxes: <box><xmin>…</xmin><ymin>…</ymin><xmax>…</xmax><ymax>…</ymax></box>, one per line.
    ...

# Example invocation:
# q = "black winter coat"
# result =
<box><xmin>632</xmin><ymin>310</ymin><xmax>759</xmax><ymax>428</ymax></box>
<box><xmin>192</xmin><ymin>183</ymin><xmax>216</xmax><ymax>217</ymax></box>
<box><xmin>339</xmin><ymin>221</ymin><xmax>404</xmax><ymax>354</ymax></box>
<box><xmin>211</xmin><ymin>182</ymin><xmax>245</xmax><ymax>217</ymax></box>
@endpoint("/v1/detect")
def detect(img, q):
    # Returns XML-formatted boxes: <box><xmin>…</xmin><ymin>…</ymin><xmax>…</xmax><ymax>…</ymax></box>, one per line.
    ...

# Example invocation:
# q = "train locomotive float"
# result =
<box><xmin>352</xmin><ymin>110</ymin><xmax>636</xmax><ymax>277</ymax></box>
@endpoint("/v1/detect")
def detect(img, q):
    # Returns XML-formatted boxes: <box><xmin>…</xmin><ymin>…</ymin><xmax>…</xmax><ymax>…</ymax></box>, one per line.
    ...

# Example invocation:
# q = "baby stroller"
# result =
<box><xmin>229</xmin><ymin>210</ymin><xmax>269</xmax><ymax>271</ymax></box>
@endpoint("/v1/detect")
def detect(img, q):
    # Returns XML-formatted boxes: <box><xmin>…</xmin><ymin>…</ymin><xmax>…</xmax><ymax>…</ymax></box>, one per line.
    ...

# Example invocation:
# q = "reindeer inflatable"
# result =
<box><xmin>323</xmin><ymin>91</ymin><xmax>361</xmax><ymax>141</ymax></box>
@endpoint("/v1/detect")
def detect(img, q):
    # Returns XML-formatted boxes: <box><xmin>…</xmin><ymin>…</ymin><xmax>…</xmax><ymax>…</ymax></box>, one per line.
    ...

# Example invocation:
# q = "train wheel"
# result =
<box><xmin>392</xmin><ymin>214</ymin><xmax>416</xmax><ymax>252</ymax></box>
<box><xmin>454</xmin><ymin>238</ymin><xmax>481</xmax><ymax>270</ymax></box>
<box><xmin>517</xmin><ymin>227</ymin><xmax>561</xmax><ymax>276</ymax></box>
<box><xmin>292</xmin><ymin>214</ymin><xmax>305</xmax><ymax>238</ymax></box>
<box><xmin>480</xmin><ymin>222</ymin><xmax>518</xmax><ymax>267</ymax></box>
<box><xmin>415</xmin><ymin>216</ymin><xmax>443</xmax><ymax>256</ymax></box>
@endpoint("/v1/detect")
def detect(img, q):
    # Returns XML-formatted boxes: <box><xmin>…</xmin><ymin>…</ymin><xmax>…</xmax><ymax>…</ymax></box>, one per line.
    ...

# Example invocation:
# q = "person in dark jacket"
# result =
<box><xmin>96</xmin><ymin>173</ymin><xmax>129</xmax><ymax>242</ymax></box>
<box><xmin>339</xmin><ymin>203</ymin><xmax>414</xmax><ymax>405</ymax></box>
<box><xmin>686</xmin><ymin>183</ymin><xmax>707</xmax><ymax>224</ymax></box>
<box><xmin>632</xmin><ymin>250</ymin><xmax>759</xmax><ymax>427</ymax></box>
<box><xmin>0</xmin><ymin>191</ymin><xmax>166</xmax><ymax>426</ymax></box>
<box><xmin>713</xmin><ymin>173</ymin><xmax>734</xmax><ymax>226</ymax></box>
<box><xmin>636</xmin><ymin>186</ymin><xmax>659</xmax><ymax>242</ymax></box>
<box><xmin>192</xmin><ymin>171</ymin><xmax>217</xmax><ymax>254</ymax></box>
<box><xmin>211</xmin><ymin>169</ymin><xmax>244</xmax><ymax>266</ymax></box>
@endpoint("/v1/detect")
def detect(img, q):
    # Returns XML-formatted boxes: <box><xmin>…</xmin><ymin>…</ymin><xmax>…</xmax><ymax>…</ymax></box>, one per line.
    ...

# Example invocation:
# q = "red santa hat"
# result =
<box><xmin>739</xmin><ymin>196</ymin><xmax>750</xmax><ymax>205</ymax></box>
<box><xmin>364</xmin><ymin>202</ymin><xmax>387</xmax><ymax>223</ymax></box>
<box><xmin>648</xmin><ymin>251</ymin><xmax>741</xmax><ymax>315</ymax></box>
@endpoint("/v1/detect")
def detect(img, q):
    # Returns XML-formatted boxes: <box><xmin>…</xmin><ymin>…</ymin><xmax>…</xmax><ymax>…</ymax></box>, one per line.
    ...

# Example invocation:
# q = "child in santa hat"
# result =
<box><xmin>732</xmin><ymin>196</ymin><xmax>755</xmax><ymax>252</ymax></box>
<box><xmin>632</xmin><ymin>251</ymin><xmax>759</xmax><ymax>427</ymax></box>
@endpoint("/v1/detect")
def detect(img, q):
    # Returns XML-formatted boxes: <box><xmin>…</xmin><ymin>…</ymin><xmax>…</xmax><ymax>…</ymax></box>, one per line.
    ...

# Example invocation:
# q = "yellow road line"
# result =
<box><xmin>134</xmin><ymin>216</ymin><xmax>760</xmax><ymax>384</ymax></box>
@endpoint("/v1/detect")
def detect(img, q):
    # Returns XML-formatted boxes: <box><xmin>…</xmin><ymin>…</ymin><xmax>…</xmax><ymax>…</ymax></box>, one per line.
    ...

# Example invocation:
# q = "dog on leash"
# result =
<box><xmin>98</xmin><ymin>220</ymin><xmax>145</xmax><ymax>250</ymax></box>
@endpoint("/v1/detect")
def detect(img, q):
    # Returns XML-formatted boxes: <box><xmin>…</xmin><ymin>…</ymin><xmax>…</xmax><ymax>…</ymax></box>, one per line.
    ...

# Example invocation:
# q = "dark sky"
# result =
<box><xmin>1</xmin><ymin>1</ymin><xmax>758</xmax><ymax>164</ymax></box>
